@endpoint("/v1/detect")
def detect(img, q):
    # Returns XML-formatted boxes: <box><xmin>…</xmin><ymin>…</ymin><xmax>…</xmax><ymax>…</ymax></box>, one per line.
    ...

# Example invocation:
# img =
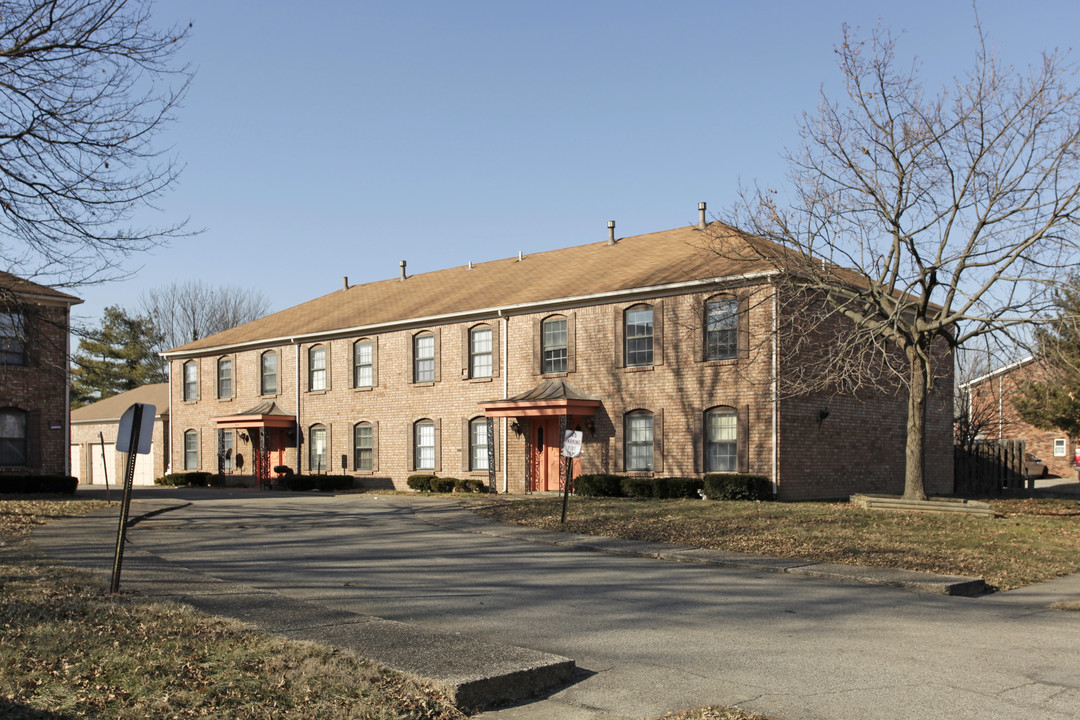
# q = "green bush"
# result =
<box><xmin>279</xmin><ymin>474</ymin><xmax>354</xmax><ymax>492</ymax></box>
<box><xmin>620</xmin><ymin>476</ymin><xmax>654</xmax><ymax>499</ymax></box>
<box><xmin>0</xmin><ymin>474</ymin><xmax>77</xmax><ymax>494</ymax></box>
<box><xmin>652</xmin><ymin>477</ymin><xmax>705</xmax><ymax>499</ymax></box>
<box><xmin>406</xmin><ymin>475</ymin><xmax>436</xmax><ymax>492</ymax></box>
<box><xmin>155</xmin><ymin>472</ymin><xmax>213</xmax><ymax>487</ymax></box>
<box><xmin>429</xmin><ymin>477</ymin><xmax>457</xmax><ymax>493</ymax></box>
<box><xmin>453</xmin><ymin>478</ymin><xmax>486</xmax><ymax>493</ymax></box>
<box><xmin>574</xmin><ymin>474</ymin><xmax>624</xmax><ymax>497</ymax></box>
<box><xmin>703</xmin><ymin>474</ymin><xmax>774</xmax><ymax>501</ymax></box>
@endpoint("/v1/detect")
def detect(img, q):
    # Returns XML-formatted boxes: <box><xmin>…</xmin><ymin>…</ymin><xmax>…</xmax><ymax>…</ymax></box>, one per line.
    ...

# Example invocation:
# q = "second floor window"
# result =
<box><xmin>309</xmin><ymin>346</ymin><xmax>326</xmax><ymax>391</ymax></box>
<box><xmin>705</xmin><ymin>297</ymin><xmax>739</xmax><ymax>361</ymax></box>
<box><xmin>183</xmin><ymin>361</ymin><xmax>198</xmax><ymax>401</ymax></box>
<box><xmin>542</xmin><ymin>317</ymin><xmax>567</xmax><ymax>374</ymax></box>
<box><xmin>261</xmin><ymin>351</ymin><xmax>277</xmax><ymax>395</ymax></box>
<box><xmin>354</xmin><ymin>340</ymin><xmax>373</xmax><ymax>387</ymax></box>
<box><xmin>414</xmin><ymin>334</ymin><xmax>435</xmax><ymax>382</ymax></box>
<box><xmin>625</xmin><ymin>306</ymin><xmax>654</xmax><ymax>367</ymax></box>
<box><xmin>217</xmin><ymin>357</ymin><xmax>232</xmax><ymax>399</ymax></box>
<box><xmin>470</xmin><ymin>326</ymin><xmax>492</xmax><ymax>378</ymax></box>
<box><xmin>0</xmin><ymin>311</ymin><xmax>26</xmax><ymax>365</ymax></box>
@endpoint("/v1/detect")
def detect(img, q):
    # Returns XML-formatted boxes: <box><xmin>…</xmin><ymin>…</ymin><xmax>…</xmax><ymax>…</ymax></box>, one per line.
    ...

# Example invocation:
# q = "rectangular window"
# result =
<box><xmin>183</xmin><ymin>362</ymin><xmax>198</xmax><ymax>401</ymax></box>
<box><xmin>309</xmin><ymin>426</ymin><xmax>327</xmax><ymax>471</ymax></box>
<box><xmin>354</xmin><ymin>424</ymin><xmax>373</xmax><ymax>471</ymax></box>
<box><xmin>625</xmin><ymin>307</ymin><xmax>654</xmax><ymax>367</ymax></box>
<box><xmin>706</xmin><ymin>409</ymin><xmax>737</xmax><ymax>472</ymax></box>
<box><xmin>415</xmin><ymin>421</ymin><xmax>435</xmax><ymax>470</ymax></box>
<box><xmin>542</xmin><ymin>318</ymin><xmax>567</xmax><ymax>374</ymax></box>
<box><xmin>706</xmin><ymin>298</ymin><xmax>739</xmax><ymax>361</ymax></box>
<box><xmin>414</xmin><ymin>335</ymin><xmax>435</xmax><ymax>382</ymax></box>
<box><xmin>217</xmin><ymin>358</ymin><xmax>232</xmax><ymax>399</ymax></box>
<box><xmin>219</xmin><ymin>430</ymin><xmax>233</xmax><ymax>471</ymax></box>
<box><xmin>184</xmin><ymin>431</ymin><xmax>198</xmax><ymax>470</ymax></box>
<box><xmin>470</xmin><ymin>327</ymin><xmax>493</xmax><ymax>378</ymax></box>
<box><xmin>261</xmin><ymin>352</ymin><xmax>277</xmax><ymax>395</ymax></box>
<box><xmin>470</xmin><ymin>419</ymin><xmax>489</xmax><ymax>471</ymax></box>
<box><xmin>0</xmin><ymin>311</ymin><xmax>26</xmax><ymax>365</ymax></box>
<box><xmin>0</xmin><ymin>410</ymin><xmax>27</xmax><ymax>466</ymax></box>
<box><xmin>1054</xmin><ymin>438</ymin><xmax>1067</xmax><ymax>457</ymax></box>
<box><xmin>354</xmin><ymin>341</ymin><xmax>373</xmax><ymax>387</ymax></box>
<box><xmin>625</xmin><ymin>413</ymin><xmax>653</xmax><ymax>471</ymax></box>
<box><xmin>310</xmin><ymin>346</ymin><xmax>326</xmax><ymax>391</ymax></box>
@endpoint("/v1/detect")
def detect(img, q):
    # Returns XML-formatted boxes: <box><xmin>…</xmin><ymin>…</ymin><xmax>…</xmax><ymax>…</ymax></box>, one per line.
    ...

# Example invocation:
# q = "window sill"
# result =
<box><xmin>216</xmin><ymin>397</ymin><xmax>234</xmax><ymax>403</ymax></box>
<box><xmin>353</xmin><ymin>385</ymin><xmax>374</xmax><ymax>393</ymax></box>
<box><xmin>623</xmin><ymin>365</ymin><xmax>655</xmax><ymax>373</ymax></box>
<box><xmin>412</xmin><ymin>381</ymin><xmax>436</xmax><ymax>388</ymax></box>
<box><xmin>467</xmin><ymin>377</ymin><xmax>493</xmax><ymax>383</ymax></box>
<box><xmin>701</xmin><ymin>358</ymin><xmax>739</xmax><ymax>366</ymax></box>
<box><xmin>541</xmin><ymin>372</ymin><xmax>569</xmax><ymax>378</ymax></box>
<box><xmin>306</xmin><ymin>389</ymin><xmax>328</xmax><ymax>396</ymax></box>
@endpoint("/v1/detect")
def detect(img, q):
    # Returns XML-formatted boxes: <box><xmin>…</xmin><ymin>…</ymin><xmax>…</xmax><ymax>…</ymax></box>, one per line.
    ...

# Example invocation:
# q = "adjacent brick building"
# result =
<box><xmin>962</xmin><ymin>357</ymin><xmax>1077</xmax><ymax>478</ymax></box>
<box><xmin>70</xmin><ymin>383</ymin><xmax>170</xmax><ymax>486</ymax></box>
<box><xmin>0</xmin><ymin>271</ymin><xmax>82</xmax><ymax>478</ymax></box>
<box><xmin>163</xmin><ymin>218</ymin><xmax>954</xmax><ymax>500</ymax></box>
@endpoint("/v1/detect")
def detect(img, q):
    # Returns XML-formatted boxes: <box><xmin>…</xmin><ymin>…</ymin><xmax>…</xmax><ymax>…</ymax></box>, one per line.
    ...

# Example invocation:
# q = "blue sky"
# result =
<box><xmin>70</xmin><ymin>0</ymin><xmax>1080</xmax><ymax>331</ymax></box>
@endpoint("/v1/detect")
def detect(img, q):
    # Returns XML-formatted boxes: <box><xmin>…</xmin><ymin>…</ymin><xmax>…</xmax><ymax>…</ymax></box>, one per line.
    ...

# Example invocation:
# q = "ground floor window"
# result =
<box><xmin>184</xmin><ymin>430</ymin><xmax>198</xmax><ymax>470</ymax></box>
<box><xmin>470</xmin><ymin>418</ymin><xmax>489</xmax><ymax>471</ymax></box>
<box><xmin>218</xmin><ymin>430</ymin><xmax>233</xmax><ymax>472</ymax></box>
<box><xmin>0</xmin><ymin>409</ymin><xmax>27</xmax><ymax>466</ymax></box>
<box><xmin>706</xmin><ymin>407</ymin><xmax>737</xmax><ymax>472</ymax></box>
<box><xmin>415</xmin><ymin>420</ymin><xmax>435</xmax><ymax>470</ymax></box>
<box><xmin>309</xmin><ymin>425</ymin><xmax>327</xmax><ymax>472</ymax></box>
<box><xmin>625</xmin><ymin>412</ymin><xmax>653</xmax><ymax>471</ymax></box>
<box><xmin>355</xmin><ymin>422</ymin><xmax>373</xmax><ymax>471</ymax></box>
<box><xmin>1054</xmin><ymin>438</ymin><xmax>1067</xmax><ymax>457</ymax></box>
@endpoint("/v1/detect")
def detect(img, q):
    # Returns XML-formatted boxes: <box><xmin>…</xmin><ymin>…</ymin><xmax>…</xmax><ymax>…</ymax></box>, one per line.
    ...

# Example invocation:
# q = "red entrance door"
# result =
<box><xmin>531</xmin><ymin>418</ymin><xmax>562</xmax><ymax>491</ymax></box>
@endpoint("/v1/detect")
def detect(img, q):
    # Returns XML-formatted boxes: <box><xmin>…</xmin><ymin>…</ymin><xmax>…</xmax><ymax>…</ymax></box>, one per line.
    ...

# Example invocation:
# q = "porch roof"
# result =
<box><xmin>479</xmin><ymin>380</ymin><xmax>602</xmax><ymax>418</ymax></box>
<box><xmin>211</xmin><ymin>401</ymin><xmax>296</xmax><ymax>429</ymax></box>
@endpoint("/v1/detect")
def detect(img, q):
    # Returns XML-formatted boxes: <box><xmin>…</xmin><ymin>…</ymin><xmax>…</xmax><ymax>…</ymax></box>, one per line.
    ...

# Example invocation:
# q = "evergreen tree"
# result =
<box><xmin>71</xmin><ymin>306</ymin><xmax>167</xmax><ymax>408</ymax></box>
<box><xmin>1013</xmin><ymin>277</ymin><xmax>1080</xmax><ymax>436</ymax></box>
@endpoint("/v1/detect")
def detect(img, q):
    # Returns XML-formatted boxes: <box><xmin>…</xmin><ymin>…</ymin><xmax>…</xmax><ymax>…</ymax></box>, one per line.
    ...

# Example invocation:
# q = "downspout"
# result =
<box><xmin>295</xmin><ymin>341</ymin><xmax>301</xmax><ymax>473</ymax></box>
<box><xmin>998</xmin><ymin>375</ymin><xmax>1003</xmax><ymax>440</ymax></box>
<box><xmin>771</xmin><ymin>280</ymin><xmax>779</xmax><ymax>496</ymax></box>
<box><xmin>167</xmin><ymin>358</ymin><xmax>173</xmax><ymax>475</ymax></box>
<box><xmin>499</xmin><ymin>309</ymin><xmax>509</xmax><ymax>493</ymax></box>
<box><xmin>64</xmin><ymin>308</ymin><xmax>71</xmax><ymax>476</ymax></box>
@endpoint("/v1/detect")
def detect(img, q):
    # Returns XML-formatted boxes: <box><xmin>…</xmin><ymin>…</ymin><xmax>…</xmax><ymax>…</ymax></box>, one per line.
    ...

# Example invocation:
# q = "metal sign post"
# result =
<box><xmin>110</xmin><ymin>403</ymin><xmax>155</xmax><ymax>594</ymax></box>
<box><xmin>98</xmin><ymin>431</ymin><xmax>110</xmax><ymax>502</ymax></box>
<box><xmin>560</xmin><ymin>430</ymin><xmax>583</xmax><ymax>524</ymax></box>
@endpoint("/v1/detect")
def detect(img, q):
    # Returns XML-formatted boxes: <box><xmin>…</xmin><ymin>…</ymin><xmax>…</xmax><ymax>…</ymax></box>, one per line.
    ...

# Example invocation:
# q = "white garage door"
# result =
<box><xmin>132</xmin><ymin>446</ymin><xmax>156</xmax><ymax>486</ymax></box>
<box><xmin>90</xmin><ymin>442</ymin><xmax>115</xmax><ymax>486</ymax></box>
<box><xmin>70</xmin><ymin>444</ymin><xmax>82</xmax><ymax>483</ymax></box>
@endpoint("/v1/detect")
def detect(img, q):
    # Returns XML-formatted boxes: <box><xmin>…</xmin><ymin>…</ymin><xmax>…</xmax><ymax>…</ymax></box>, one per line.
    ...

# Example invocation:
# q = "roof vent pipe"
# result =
<box><xmin>607</xmin><ymin>220</ymin><xmax>616</xmax><ymax>245</ymax></box>
<box><xmin>399</xmin><ymin>260</ymin><xmax>406</xmax><ymax>281</ymax></box>
<box><xmin>699</xmin><ymin>202</ymin><xmax>707</xmax><ymax>229</ymax></box>
<box><xmin>343</xmin><ymin>276</ymin><xmax>349</xmax><ymax>290</ymax></box>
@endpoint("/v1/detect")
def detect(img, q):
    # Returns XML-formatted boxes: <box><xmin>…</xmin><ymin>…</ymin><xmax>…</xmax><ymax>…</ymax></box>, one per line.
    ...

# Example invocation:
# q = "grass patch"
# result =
<box><xmin>467</xmin><ymin>496</ymin><xmax>1080</xmax><ymax>591</ymax></box>
<box><xmin>1</xmin><ymin>497</ymin><xmax>465</xmax><ymax>719</ymax></box>
<box><xmin>661</xmin><ymin>708</ymin><xmax>780</xmax><ymax>720</ymax></box>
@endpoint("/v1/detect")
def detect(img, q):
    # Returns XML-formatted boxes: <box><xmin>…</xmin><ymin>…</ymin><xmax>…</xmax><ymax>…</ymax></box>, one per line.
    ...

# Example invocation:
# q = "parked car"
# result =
<box><xmin>1024</xmin><ymin>453</ymin><xmax>1049</xmax><ymax>478</ymax></box>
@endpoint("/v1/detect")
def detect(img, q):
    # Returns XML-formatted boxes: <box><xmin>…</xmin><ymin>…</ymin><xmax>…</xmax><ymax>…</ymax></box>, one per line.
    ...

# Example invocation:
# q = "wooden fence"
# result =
<box><xmin>953</xmin><ymin>439</ymin><xmax>1027</xmax><ymax>497</ymax></box>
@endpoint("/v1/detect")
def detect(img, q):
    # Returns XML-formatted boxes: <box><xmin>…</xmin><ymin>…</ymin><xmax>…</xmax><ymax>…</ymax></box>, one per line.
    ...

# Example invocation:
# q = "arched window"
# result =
<box><xmin>469</xmin><ymin>325</ymin><xmax>493</xmax><ymax>378</ymax></box>
<box><xmin>260</xmin><ymin>350</ymin><xmax>278</xmax><ymax>395</ymax></box>
<box><xmin>309</xmin><ymin>345</ymin><xmax>326</xmax><ymax>391</ymax></box>
<box><xmin>624</xmin><ymin>411</ymin><xmax>654</xmax><ymax>472</ymax></box>
<box><xmin>541</xmin><ymin>316</ymin><xmax>567</xmax><ymax>374</ymax></box>
<box><xmin>183</xmin><ymin>429</ymin><xmax>199</xmax><ymax>470</ymax></box>
<box><xmin>414</xmin><ymin>419</ymin><xmax>435</xmax><ymax>470</ymax></box>
<box><xmin>705</xmin><ymin>407</ymin><xmax>737</xmax><ymax>472</ymax></box>
<box><xmin>625</xmin><ymin>304</ymin><xmax>654</xmax><ymax>367</ymax></box>
<box><xmin>705</xmin><ymin>296</ymin><xmax>739</xmax><ymax>361</ymax></box>
<box><xmin>414</xmin><ymin>333</ymin><xmax>435</xmax><ymax>382</ymax></box>
<box><xmin>469</xmin><ymin>417</ymin><xmax>489</xmax><ymax>471</ymax></box>
<box><xmin>354</xmin><ymin>339</ymin><xmax>374</xmax><ymax>388</ymax></box>
<box><xmin>309</xmin><ymin>424</ymin><xmax>327</xmax><ymax>472</ymax></box>
<box><xmin>0</xmin><ymin>311</ymin><xmax>26</xmax><ymax>365</ymax></box>
<box><xmin>0</xmin><ymin>408</ymin><xmax>28</xmax><ymax>466</ymax></box>
<box><xmin>182</xmin><ymin>360</ymin><xmax>198</xmax><ymax>401</ymax></box>
<box><xmin>217</xmin><ymin>357</ymin><xmax>233</xmax><ymax>399</ymax></box>
<box><xmin>354</xmin><ymin>422</ymin><xmax>373</xmax><ymax>471</ymax></box>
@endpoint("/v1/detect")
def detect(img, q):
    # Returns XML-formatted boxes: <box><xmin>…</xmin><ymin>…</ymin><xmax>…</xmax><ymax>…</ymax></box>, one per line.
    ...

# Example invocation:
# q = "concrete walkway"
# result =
<box><xmin>29</xmin><ymin>487</ymin><xmax>1080</xmax><ymax>719</ymax></box>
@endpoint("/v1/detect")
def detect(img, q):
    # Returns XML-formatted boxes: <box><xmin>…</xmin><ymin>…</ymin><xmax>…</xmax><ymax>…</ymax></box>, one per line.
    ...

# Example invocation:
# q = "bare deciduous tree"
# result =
<box><xmin>0</xmin><ymin>0</ymin><xmax>192</xmax><ymax>287</ymax></box>
<box><xmin>716</xmin><ymin>22</ymin><xmax>1080</xmax><ymax>499</ymax></box>
<box><xmin>140</xmin><ymin>280</ymin><xmax>271</xmax><ymax>356</ymax></box>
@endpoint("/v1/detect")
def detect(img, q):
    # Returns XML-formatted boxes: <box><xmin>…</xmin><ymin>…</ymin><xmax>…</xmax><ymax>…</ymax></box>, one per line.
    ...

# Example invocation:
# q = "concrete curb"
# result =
<box><xmin>406</xmin><ymin>499</ymin><xmax>988</xmax><ymax>597</ymax></box>
<box><xmin>30</xmin><ymin>500</ymin><xmax>576</xmax><ymax>710</ymax></box>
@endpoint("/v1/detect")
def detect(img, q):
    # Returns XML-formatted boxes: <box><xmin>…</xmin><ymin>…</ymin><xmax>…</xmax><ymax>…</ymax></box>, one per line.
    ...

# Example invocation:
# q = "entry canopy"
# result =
<box><xmin>479</xmin><ymin>380</ymin><xmax>601</xmax><ymax>418</ymax></box>
<box><xmin>212</xmin><ymin>401</ymin><xmax>296</xmax><ymax>429</ymax></box>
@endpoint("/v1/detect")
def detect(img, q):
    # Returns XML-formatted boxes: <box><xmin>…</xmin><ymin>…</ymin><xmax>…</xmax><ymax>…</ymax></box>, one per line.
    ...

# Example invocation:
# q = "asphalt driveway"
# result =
<box><xmin>41</xmin><ymin>489</ymin><xmax>1080</xmax><ymax>719</ymax></box>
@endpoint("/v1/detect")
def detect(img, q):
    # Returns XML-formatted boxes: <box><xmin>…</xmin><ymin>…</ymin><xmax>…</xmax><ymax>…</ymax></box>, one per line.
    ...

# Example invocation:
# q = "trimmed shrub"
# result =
<box><xmin>406</xmin><ymin>475</ymin><xmax>436</xmax><ymax>492</ymax></box>
<box><xmin>703</xmin><ymin>474</ymin><xmax>774</xmax><ymax>501</ymax></box>
<box><xmin>279</xmin><ymin>474</ymin><xmax>354</xmax><ymax>492</ymax></box>
<box><xmin>0</xmin><ymin>474</ymin><xmax>77</xmax><ymax>494</ymax></box>
<box><xmin>652</xmin><ymin>477</ymin><xmax>705</xmax><ymax>499</ymax></box>
<box><xmin>453</xmin><ymin>478</ymin><xmax>486</xmax><ymax>493</ymax></box>
<box><xmin>574</xmin><ymin>474</ymin><xmax>624</xmax><ymax>497</ymax></box>
<box><xmin>155</xmin><ymin>472</ymin><xmax>213</xmax><ymax>487</ymax></box>
<box><xmin>620</xmin><ymin>476</ymin><xmax>654</xmax><ymax>499</ymax></box>
<box><xmin>429</xmin><ymin>477</ymin><xmax>457</xmax><ymax>493</ymax></box>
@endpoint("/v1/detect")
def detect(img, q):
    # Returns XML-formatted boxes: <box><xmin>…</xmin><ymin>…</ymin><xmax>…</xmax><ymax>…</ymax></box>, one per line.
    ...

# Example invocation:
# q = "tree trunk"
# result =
<box><xmin>903</xmin><ymin>350</ymin><xmax>929</xmax><ymax>500</ymax></box>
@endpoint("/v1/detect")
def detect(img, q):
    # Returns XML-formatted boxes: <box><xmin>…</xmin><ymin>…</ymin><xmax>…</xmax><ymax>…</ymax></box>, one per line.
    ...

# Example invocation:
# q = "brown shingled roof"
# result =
<box><xmin>165</xmin><ymin>223</ymin><xmax>777</xmax><ymax>356</ymax></box>
<box><xmin>0</xmin><ymin>270</ymin><xmax>82</xmax><ymax>305</ymax></box>
<box><xmin>71</xmin><ymin>384</ymin><xmax>169</xmax><ymax>423</ymax></box>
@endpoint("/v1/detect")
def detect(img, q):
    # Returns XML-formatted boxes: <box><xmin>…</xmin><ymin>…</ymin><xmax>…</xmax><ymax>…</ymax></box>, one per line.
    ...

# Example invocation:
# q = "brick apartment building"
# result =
<box><xmin>162</xmin><ymin>217</ymin><xmax>954</xmax><ymax>500</ymax></box>
<box><xmin>962</xmin><ymin>357</ymin><xmax>1077</xmax><ymax>478</ymax></box>
<box><xmin>1</xmin><ymin>271</ymin><xmax>82</xmax><ymax>477</ymax></box>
